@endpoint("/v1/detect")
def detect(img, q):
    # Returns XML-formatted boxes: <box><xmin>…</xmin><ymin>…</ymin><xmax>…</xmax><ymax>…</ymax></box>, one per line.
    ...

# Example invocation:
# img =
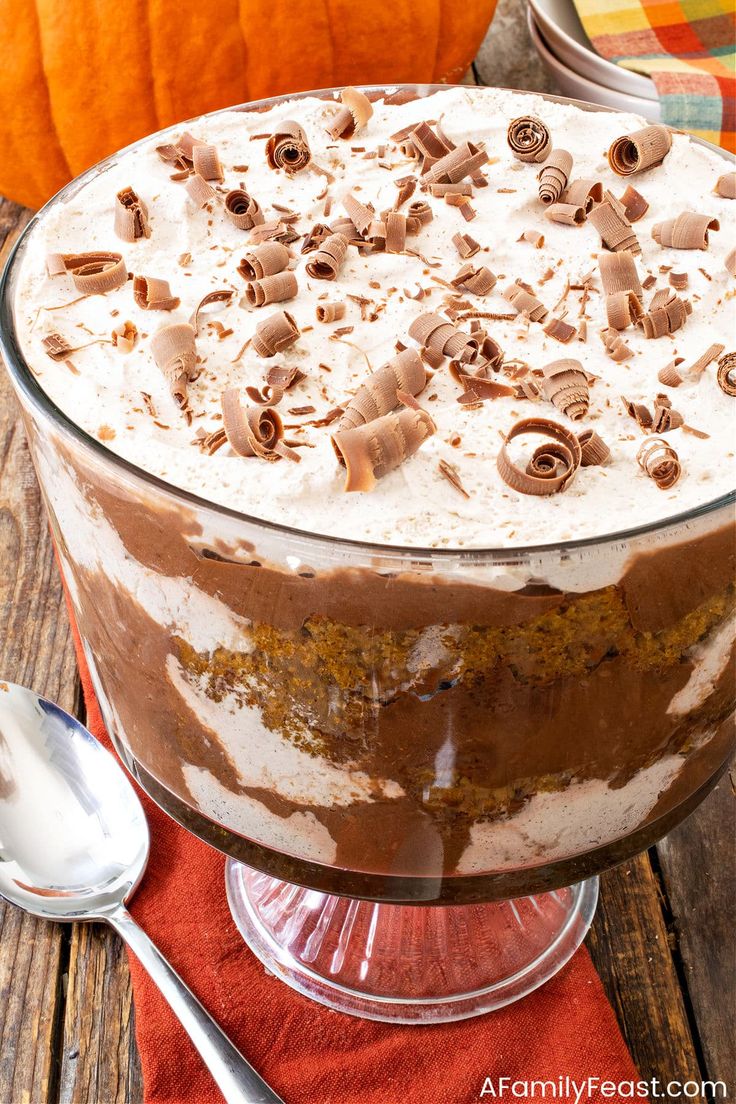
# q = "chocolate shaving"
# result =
<box><xmin>452</xmin><ymin>233</ymin><xmax>480</xmax><ymax>259</ymax></box>
<box><xmin>244</xmin><ymin>270</ymin><xmax>298</xmax><ymax>307</ymax></box>
<box><xmin>605</xmin><ymin>290</ymin><xmax>643</xmax><ymax>330</ymax></box>
<box><xmin>301</xmin><ymin>223</ymin><xmax>333</xmax><ymax>253</ymax></box>
<box><xmin>589</xmin><ymin>191</ymin><xmax>640</xmax><ymax>254</ymax></box>
<box><xmin>114</xmin><ymin>186</ymin><xmax>150</xmax><ymax>242</ymax></box>
<box><xmin>457</xmin><ymin>378</ymin><xmax>514</xmax><ymax>404</ymax></box>
<box><xmin>543</xmin><ymin>317</ymin><xmax>577</xmax><ymax>343</ymax></box>
<box><xmin>503</xmin><ymin>281</ymin><xmax>548</xmax><ymax>322</ymax></box>
<box><xmin>302</xmin><ymin>230</ymin><xmax>349</xmax><ymax>280</ymax></box>
<box><xmin>408</xmin><ymin>312</ymin><xmax>480</xmax><ymax>363</ymax></box>
<box><xmin>394</xmin><ymin>177</ymin><xmax>418</xmax><ymax>208</ymax></box>
<box><xmin>497</xmin><ymin>417</ymin><xmax>581</xmax><ymax>495</ymax></box>
<box><xmin>598</xmin><ymin>250</ymin><xmax>642</xmax><ymax>298</ymax></box>
<box><xmin>621</xmin><ymin>396</ymin><xmax>653</xmax><ymax>429</ymax></box>
<box><xmin>265</xmin><ymin>121</ymin><xmax>311</xmax><ymax>172</ymax></box>
<box><xmin>420</xmin><ymin>142</ymin><xmax>487</xmax><ymax>185</ymax></box>
<box><xmin>541</xmin><ymin>358</ymin><xmax>589</xmax><ymax>419</ymax></box>
<box><xmin>427</xmin><ymin>182</ymin><xmax>472</xmax><ymax>197</ymax></box>
<box><xmin>639</xmin><ymin>287</ymin><xmax>691</xmax><ymax>338</ymax></box>
<box><xmin>406</xmin><ymin>200</ymin><xmax>433</xmax><ymax>233</ymax></box>
<box><xmin>561</xmin><ymin>179</ymin><xmax>602</xmax><ymax>212</ymax></box>
<box><xmin>337</xmin><ymin>348</ymin><xmax>427</xmax><ymax>432</ymax></box>
<box><xmin>438</xmin><ymin>458</ymin><xmax>470</xmax><ymax>498</ymax></box>
<box><xmin>225</xmin><ymin>189</ymin><xmax>264</xmax><ymax>230</ymax></box>
<box><xmin>327</xmin><ymin>87</ymin><xmax>374</xmax><ymax>140</ymax></box>
<box><xmin>600</xmin><ymin>327</ymin><xmax>633</xmax><ymax>362</ymax></box>
<box><xmin>657</xmin><ymin>358</ymin><xmax>685</xmax><ymax>387</ymax></box>
<box><xmin>637</xmin><ymin>437</ymin><xmax>681</xmax><ymax>489</ymax></box>
<box><xmin>715</xmin><ymin>172</ymin><xmax>736</xmax><ymax>200</ymax></box>
<box><xmin>189</xmin><ymin>289</ymin><xmax>235</xmax><ymax>335</ymax></box>
<box><xmin>316</xmin><ymin>301</ymin><xmax>346</xmax><ymax>323</ymax></box>
<box><xmin>726</xmin><ymin>248</ymin><xmax>736</xmax><ymax>277</ymax></box>
<box><xmin>686</xmin><ymin>342</ymin><xmax>725</xmax><ymax>377</ymax></box>
<box><xmin>251</xmin><ymin>310</ymin><xmax>300</xmax><ymax>357</ymax></box>
<box><xmin>669</xmin><ymin>271</ymin><xmax>688</xmax><ymax>290</ymax></box>
<box><xmin>111</xmin><ymin>320</ymin><xmax>138</xmax><ymax>352</ymax></box>
<box><xmin>191</xmin><ymin>143</ymin><xmax>223</xmax><ymax>182</ymax></box>
<box><xmin>385</xmin><ymin>211</ymin><xmax>407</xmax><ymax>254</ymax></box>
<box><xmin>342</xmin><ymin>193</ymin><xmax>375</xmax><ymax>236</ymax></box>
<box><xmin>186</xmin><ymin>173</ymin><xmax>216</xmax><ymax>208</ymax></box>
<box><xmin>133</xmin><ymin>274</ymin><xmax>180</xmax><ymax>311</ymax></box>
<box><xmin>332</xmin><ymin>405</ymin><xmax>435</xmax><ymax>492</ymax></box>
<box><xmin>49</xmin><ymin>251</ymin><xmax>128</xmax><ymax>294</ymax></box>
<box><xmin>451</xmin><ymin>263</ymin><xmax>496</xmax><ymax>295</ymax></box>
<box><xmin>608</xmin><ymin>126</ymin><xmax>672</xmax><ymax>176</ymax></box>
<box><xmin>237</xmin><ymin>242</ymin><xmax>290</xmax><ymax>281</ymax></box>
<box><xmin>619</xmin><ymin>185</ymin><xmax>649</xmax><ymax>222</ymax></box>
<box><xmin>519</xmin><ymin>230</ymin><xmax>545</xmax><ymax>247</ymax></box>
<box><xmin>222</xmin><ymin>389</ymin><xmax>285</xmax><ymax>459</ymax></box>
<box><xmin>577</xmin><ymin>428</ymin><xmax>611</xmax><ymax>466</ymax></box>
<box><xmin>538</xmin><ymin>150</ymin><xmax>572</xmax><ymax>205</ymax></box>
<box><xmin>545</xmin><ymin>202</ymin><xmax>586</xmax><ymax>226</ymax></box>
<box><xmin>652</xmin><ymin>212</ymin><xmax>719</xmax><ymax>250</ymax></box>
<box><xmin>716</xmin><ymin>352</ymin><xmax>736</xmax><ymax>396</ymax></box>
<box><xmin>651</xmin><ymin>393</ymin><xmax>684</xmax><ymax>433</ymax></box>
<box><xmin>507</xmin><ymin>116</ymin><xmax>551</xmax><ymax>163</ymax></box>
<box><xmin>41</xmin><ymin>333</ymin><xmax>109</xmax><ymax>360</ymax></box>
<box><xmin>151</xmin><ymin>322</ymin><xmax>197</xmax><ymax>409</ymax></box>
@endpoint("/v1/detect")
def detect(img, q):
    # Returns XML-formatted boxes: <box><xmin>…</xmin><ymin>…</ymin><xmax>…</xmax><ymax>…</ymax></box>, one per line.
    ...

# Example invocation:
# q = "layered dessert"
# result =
<box><xmin>9</xmin><ymin>86</ymin><xmax>735</xmax><ymax>899</ymax></box>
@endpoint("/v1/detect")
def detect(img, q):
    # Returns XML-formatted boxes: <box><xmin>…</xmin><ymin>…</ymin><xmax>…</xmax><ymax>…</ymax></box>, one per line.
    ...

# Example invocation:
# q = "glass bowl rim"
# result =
<box><xmin>1</xmin><ymin>82</ymin><xmax>734</xmax><ymax>563</ymax></box>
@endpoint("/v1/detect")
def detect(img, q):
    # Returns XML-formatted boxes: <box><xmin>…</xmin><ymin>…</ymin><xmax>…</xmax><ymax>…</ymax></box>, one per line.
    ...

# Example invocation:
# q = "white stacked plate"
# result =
<box><xmin>527</xmin><ymin>0</ymin><xmax>661</xmax><ymax>121</ymax></box>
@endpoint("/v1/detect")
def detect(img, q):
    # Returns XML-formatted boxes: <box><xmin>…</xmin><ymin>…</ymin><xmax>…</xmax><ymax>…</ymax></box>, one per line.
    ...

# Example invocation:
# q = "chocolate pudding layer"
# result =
<box><xmin>7</xmin><ymin>86</ymin><xmax>735</xmax><ymax>900</ymax></box>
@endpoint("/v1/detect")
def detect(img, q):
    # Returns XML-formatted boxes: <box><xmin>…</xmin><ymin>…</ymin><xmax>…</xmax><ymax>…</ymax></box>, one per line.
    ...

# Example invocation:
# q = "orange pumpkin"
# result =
<box><xmin>0</xmin><ymin>0</ymin><xmax>497</xmax><ymax>210</ymax></box>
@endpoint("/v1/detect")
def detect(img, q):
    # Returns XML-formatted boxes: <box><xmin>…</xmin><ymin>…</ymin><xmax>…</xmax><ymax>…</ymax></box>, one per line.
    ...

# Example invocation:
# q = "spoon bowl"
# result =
<box><xmin>0</xmin><ymin>681</ymin><xmax>283</xmax><ymax>1104</ymax></box>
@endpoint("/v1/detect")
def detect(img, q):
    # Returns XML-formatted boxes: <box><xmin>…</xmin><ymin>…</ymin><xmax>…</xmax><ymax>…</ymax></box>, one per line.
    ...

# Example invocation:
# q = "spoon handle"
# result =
<box><xmin>107</xmin><ymin>906</ymin><xmax>284</xmax><ymax>1104</ymax></box>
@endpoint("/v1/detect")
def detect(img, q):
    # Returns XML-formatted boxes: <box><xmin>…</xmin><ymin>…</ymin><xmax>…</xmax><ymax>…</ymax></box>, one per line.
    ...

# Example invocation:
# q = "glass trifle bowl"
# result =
<box><xmin>1</xmin><ymin>84</ymin><xmax>734</xmax><ymax>1022</ymax></box>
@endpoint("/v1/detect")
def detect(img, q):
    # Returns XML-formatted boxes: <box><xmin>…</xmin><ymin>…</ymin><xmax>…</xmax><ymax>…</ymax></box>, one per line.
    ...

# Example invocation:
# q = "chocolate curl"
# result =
<box><xmin>497</xmin><ymin>417</ymin><xmax>581</xmax><ymax>495</ymax></box>
<box><xmin>245</xmin><ymin>270</ymin><xmax>298</xmax><ymax>307</ymax></box>
<box><xmin>561</xmin><ymin>179</ymin><xmax>603</xmax><ymax>212</ymax></box>
<box><xmin>177</xmin><ymin>132</ymin><xmax>202</xmax><ymax>161</ymax></box>
<box><xmin>651</xmin><ymin>393</ymin><xmax>684</xmax><ymax>433</ymax></box>
<box><xmin>316</xmin><ymin>301</ymin><xmax>346</xmax><ymax>323</ymax></box>
<box><xmin>715</xmin><ymin>172</ymin><xmax>736</xmax><ymax>200</ymax></box>
<box><xmin>249</xmin><ymin>220</ymin><xmax>299</xmax><ymax>245</ymax></box>
<box><xmin>327</xmin><ymin>87</ymin><xmax>373</xmax><ymax>140</ymax></box>
<box><xmin>452</xmin><ymin>233</ymin><xmax>480</xmax><ymax>258</ymax></box>
<box><xmin>155</xmin><ymin>140</ymin><xmax>190</xmax><ymax>172</ymax></box>
<box><xmin>686</xmin><ymin>342</ymin><xmax>725</xmax><ymax>378</ymax></box>
<box><xmin>669</xmin><ymin>272</ymin><xmax>688</xmax><ymax>290</ymax></box>
<box><xmin>237</xmin><ymin>242</ymin><xmax>290</xmax><ymax>281</ymax></box>
<box><xmin>385</xmin><ymin>212</ymin><xmax>407</xmax><ymax>254</ymax></box>
<box><xmin>114</xmin><ymin>187</ymin><xmax>150</xmax><ymax>242</ymax></box>
<box><xmin>394</xmin><ymin>177</ymin><xmax>418</xmax><ymax>208</ymax></box>
<box><xmin>132</xmin><ymin>275</ymin><xmax>180</xmax><ymax>311</ymax></box>
<box><xmin>507</xmin><ymin>116</ymin><xmax>551</xmax><ymax>163</ymax></box>
<box><xmin>651</xmin><ymin>212</ymin><xmax>719</xmax><ymax>249</ymax></box>
<box><xmin>408</xmin><ymin>312</ymin><xmax>479</xmax><ymax>363</ymax></box>
<box><xmin>544</xmin><ymin>317</ymin><xmax>577</xmax><ymax>343</ymax></box>
<box><xmin>332</xmin><ymin>405</ymin><xmax>435</xmax><ymax>492</ymax></box>
<box><xmin>222</xmin><ymin>389</ymin><xmax>285</xmax><ymax>459</ymax></box>
<box><xmin>726</xmin><ymin>248</ymin><xmax>736</xmax><ymax>277</ymax></box>
<box><xmin>637</xmin><ymin>437</ymin><xmax>681</xmax><ymax>489</ymax></box>
<box><xmin>577</xmin><ymin>428</ymin><xmax>611</xmax><ymax>466</ymax></box>
<box><xmin>639</xmin><ymin>287</ymin><xmax>691</xmax><ymax>339</ymax></box>
<box><xmin>605</xmin><ymin>290</ymin><xmax>643</xmax><ymax>330</ymax></box>
<box><xmin>588</xmin><ymin>192</ymin><xmax>640</xmax><ymax>254</ymax></box>
<box><xmin>266</xmin><ymin>121</ymin><xmax>311</xmax><ymax>172</ymax></box>
<box><xmin>337</xmin><ymin>349</ymin><xmax>427</xmax><ymax>432</ymax></box>
<box><xmin>657</xmin><ymin>358</ymin><xmax>685</xmax><ymax>387</ymax></box>
<box><xmin>545</xmin><ymin>202</ymin><xmax>586</xmax><ymax>226</ymax></box>
<box><xmin>540</xmin><ymin>358</ymin><xmax>589</xmax><ymax>420</ymax></box>
<box><xmin>55</xmin><ymin>251</ymin><xmax>129</xmax><ymax>295</ymax></box>
<box><xmin>716</xmin><ymin>352</ymin><xmax>736</xmax><ymax>396</ymax></box>
<box><xmin>409</xmin><ymin>121</ymin><xmax>454</xmax><ymax>169</ymax></box>
<box><xmin>151</xmin><ymin>322</ymin><xmax>197</xmax><ymax>408</ymax></box>
<box><xmin>305</xmin><ymin>233</ymin><xmax>349</xmax><ymax>279</ymax></box>
<box><xmin>191</xmin><ymin>143</ymin><xmax>223</xmax><ymax>182</ymax></box>
<box><xmin>342</xmin><ymin>193</ymin><xmax>375</xmax><ymax>236</ymax></box>
<box><xmin>451</xmin><ymin>263</ymin><xmax>496</xmax><ymax>295</ymax></box>
<box><xmin>406</xmin><ymin>200</ymin><xmax>433</xmax><ymax>234</ymax></box>
<box><xmin>598</xmin><ymin>250</ymin><xmax>642</xmax><ymax>298</ymax></box>
<box><xmin>427</xmin><ymin>182</ymin><xmax>473</xmax><ymax>197</ymax></box>
<box><xmin>622</xmin><ymin>396</ymin><xmax>653</xmax><ymax>429</ymax></box>
<box><xmin>619</xmin><ymin>185</ymin><xmax>649</xmax><ymax>223</ymax></box>
<box><xmin>419</xmin><ymin>142</ymin><xmax>487</xmax><ymax>185</ymax></box>
<box><xmin>503</xmin><ymin>282</ymin><xmax>548</xmax><ymax>322</ymax></box>
<box><xmin>189</xmin><ymin>289</ymin><xmax>234</xmax><ymax>335</ymax></box>
<box><xmin>225</xmin><ymin>189</ymin><xmax>264</xmax><ymax>230</ymax></box>
<box><xmin>538</xmin><ymin>150</ymin><xmax>573</xmax><ymax>205</ymax></box>
<box><xmin>111</xmin><ymin>320</ymin><xmax>137</xmax><ymax>352</ymax></box>
<box><xmin>301</xmin><ymin>223</ymin><xmax>333</xmax><ymax>253</ymax></box>
<box><xmin>608</xmin><ymin>126</ymin><xmax>672</xmax><ymax>176</ymax></box>
<box><xmin>251</xmin><ymin>310</ymin><xmax>299</xmax><ymax>357</ymax></box>
<box><xmin>600</xmin><ymin>327</ymin><xmax>633</xmax><ymax>362</ymax></box>
<box><xmin>186</xmin><ymin>174</ymin><xmax>216</xmax><ymax>208</ymax></box>
<box><xmin>519</xmin><ymin>230</ymin><xmax>545</xmax><ymax>247</ymax></box>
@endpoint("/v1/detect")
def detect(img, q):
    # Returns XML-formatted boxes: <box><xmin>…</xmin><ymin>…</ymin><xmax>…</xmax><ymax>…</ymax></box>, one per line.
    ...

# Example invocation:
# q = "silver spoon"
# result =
<box><xmin>0</xmin><ymin>681</ymin><xmax>284</xmax><ymax>1104</ymax></box>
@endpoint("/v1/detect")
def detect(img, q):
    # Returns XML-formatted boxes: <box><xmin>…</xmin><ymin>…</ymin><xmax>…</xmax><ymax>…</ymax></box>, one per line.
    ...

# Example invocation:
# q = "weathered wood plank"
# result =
<box><xmin>657</xmin><ymin>773</ymin><xmax>735</xmax><ymax>1088</ymax></box>
<box><xmin>588</xmin><ymin>852</ymin><xmax>706</xmax><ymax>1102</ymax></box>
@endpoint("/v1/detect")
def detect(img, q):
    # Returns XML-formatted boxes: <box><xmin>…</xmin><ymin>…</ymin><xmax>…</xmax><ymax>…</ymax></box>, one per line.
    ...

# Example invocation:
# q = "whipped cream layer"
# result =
<box><xmin>14</xmin><ymin>87</ymin><xmax>736</xmax><ymax>549</ymax></box>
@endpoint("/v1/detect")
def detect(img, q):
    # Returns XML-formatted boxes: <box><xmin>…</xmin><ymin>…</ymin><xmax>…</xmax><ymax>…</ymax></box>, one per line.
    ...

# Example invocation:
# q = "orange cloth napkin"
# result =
<box><xmin>67</xmin><ymin>607</ymin><xmax>644</xmax><ymax>1104</ymax></box>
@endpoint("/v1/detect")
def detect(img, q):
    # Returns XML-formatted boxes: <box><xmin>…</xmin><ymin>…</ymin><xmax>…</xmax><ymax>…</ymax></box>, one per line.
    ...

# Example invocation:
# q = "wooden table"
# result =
<box><xmin>1</xmin><ymin>12</ymin><xmax>734</xmax><ymax>1099</ymax></box>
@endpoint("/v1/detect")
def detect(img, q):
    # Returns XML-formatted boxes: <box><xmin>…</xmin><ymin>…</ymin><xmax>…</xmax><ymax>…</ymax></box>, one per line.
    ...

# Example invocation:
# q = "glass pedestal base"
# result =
<box><xmin>225</xmin><ymin>861</ymin><xmax>599</xmax><ymax>1024</ymax></box>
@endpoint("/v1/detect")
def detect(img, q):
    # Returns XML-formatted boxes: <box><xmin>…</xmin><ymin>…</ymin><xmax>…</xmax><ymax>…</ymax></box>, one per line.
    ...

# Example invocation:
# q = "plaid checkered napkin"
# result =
<box><xmin>573</xmin><ymin>0</ymin><xmax>735</xmax><ymax>152</ymax></box>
